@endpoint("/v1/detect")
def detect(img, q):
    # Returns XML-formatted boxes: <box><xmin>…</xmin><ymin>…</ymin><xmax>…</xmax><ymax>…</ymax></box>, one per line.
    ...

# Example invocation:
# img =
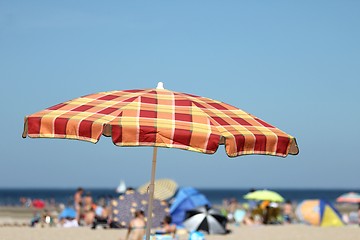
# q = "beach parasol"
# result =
<box><xmin>111</xmin><ymin>189</ymin><xmax>169</xmax><ymax>228</ymax></box>
<box><xmin>32</xmin><ymin>199</ymin><xmax>45</xmax><ymax>209</ymax></box>
<box><xmin>295</xmin><ymin>199</ymin><xmax>344</xmax><ymax>226</ymax></box>
<box><xmin>243</xmin><ymin>189</ymin><xmax>285</xmax><ymax>202</ymax></box>
<box><xmin>22</xmin><ymin>82</ymin><xmax>298</xmax><ymax>240</ymax></box>
<box><xmin>183</xmin><ymin>206</ymin><xmax>227</xmax><ymax>234</ymax></box>
<box><xmin>138</xmin><ymin>178</ymin><xmax>178</xmax><ymax>201</ymax></box>
<box><xmin>111</xmin><ymin>189</ymin><xmax>147</xmax><ymax>227</ymax></box>
<box><xmin>170</xmin><ymin>187</ymin><xmax>211</xmax><ymax>225</ymax></box>
<box><xmin>336</xmin><ymin>192</ymin><xmax>360</xmax><ymax>203</ymax></box>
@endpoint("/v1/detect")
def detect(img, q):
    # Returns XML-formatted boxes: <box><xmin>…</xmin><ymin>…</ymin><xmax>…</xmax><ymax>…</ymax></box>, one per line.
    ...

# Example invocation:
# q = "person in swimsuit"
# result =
<box><xmin>74</xmin><ymin>187</ymin><xmax>83</xmax><ymax>224</ymax></box>
<box><xmin>160</xmin><ymin>215</ymin><xmax>176</xmax><ymax>237</ymax></box>
<box><xmin>125</xmin><ymin>210</ymin><xmax>146</xmax><ymax>240</ymax></box>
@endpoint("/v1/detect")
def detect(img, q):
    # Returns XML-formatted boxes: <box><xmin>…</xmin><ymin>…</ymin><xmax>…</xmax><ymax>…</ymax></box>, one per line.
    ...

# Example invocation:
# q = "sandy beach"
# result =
<box><xmin>0</xmin><ymin>224</ymin><xmax>359</xmax><ymax>240</ymax></box>
<box><xmin>1</xmin><ymin>206</ymin><xmax>360</xmax><ymax>240</ymax></box>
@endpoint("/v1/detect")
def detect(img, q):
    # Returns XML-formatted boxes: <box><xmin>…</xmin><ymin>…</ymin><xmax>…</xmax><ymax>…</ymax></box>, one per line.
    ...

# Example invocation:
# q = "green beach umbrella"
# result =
<box><xmin>244</xmin><ymin>190</ymin><xmax>285</xmax><ymax>202</ymax></box>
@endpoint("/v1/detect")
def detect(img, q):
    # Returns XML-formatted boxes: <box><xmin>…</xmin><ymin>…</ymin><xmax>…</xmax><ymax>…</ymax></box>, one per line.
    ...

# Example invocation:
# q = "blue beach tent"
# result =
<box><xmin>169</xmin><ymin>187</ymin><xmax>211</xmax><ymax>225</ymax></box>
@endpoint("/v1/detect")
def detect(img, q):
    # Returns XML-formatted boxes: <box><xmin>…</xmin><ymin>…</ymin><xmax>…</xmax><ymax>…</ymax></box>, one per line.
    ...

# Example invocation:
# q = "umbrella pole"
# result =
<box><xmin>145</xmin><ymin>147</ymin><xmax>157</xmax><ymax>240</ymax></box>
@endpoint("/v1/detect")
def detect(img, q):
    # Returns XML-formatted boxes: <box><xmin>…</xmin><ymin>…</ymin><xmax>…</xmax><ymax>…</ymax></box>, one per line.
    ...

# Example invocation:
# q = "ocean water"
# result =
<box><xmin>0</xmin><ymin>188</ymin><xmax>357</xmax><ymax>206</ymax></box>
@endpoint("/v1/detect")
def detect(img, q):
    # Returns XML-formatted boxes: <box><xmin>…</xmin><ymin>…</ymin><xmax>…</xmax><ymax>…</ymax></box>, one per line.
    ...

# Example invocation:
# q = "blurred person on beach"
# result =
<box><xmin>83</xmin><ymin>207</ymin><xmax>96</xmax><ymax>226</ymax></box>
<box><xmin>263</xmin><ymin>205</ymin><xmax>271</xmax><ymax>224</ymax></box>
<box><xmin>95</xmin><ymin>198</ymin><xmax>109</xmax><ymax>219</ymax></box>
<box><xmin>247</xmin><ymin>188</ymin><xmax>257</xmax><ymax>211</ymax></box>
<box><xmin>158</xmin><ymin>215</ymin><xmax>177</xmax><ymax>239</ymax></box>
<box><xmin>20</xmin><ymin>197</ymin><xmax>32</xmax><ymax>207</ymax></box>
<box><xmin>91</xmin><ymin>199</ymin><xmax>110</xmax><ymax>229</ymax></box>
<box><xmin>226</xmin><ymin>198</ymin><xmax>239</xmax><ymax>223</ymax></box>
<box><xmin>83</xmin><ymin>191</ymin><xmax>94</xmax><ymax>211</ymax></box>
<box><xmin>221</xmin><ymin>198</ymin><xmax>229</xmax><ymax>216</ymax></box>
<box><xmin>41</xmin><ymin>209</ymin><xmax>55</xmax><ymax>227</ymax></box>
<box><xmin>74</xmin><ymin>187</ymin><xmax>83</xmax><ymax>224</ymax></box>
<box><xmin>260</xmin><ymin>200</ymin><xmax>270</xmax><ymax>210</ymax></box>
<box><xmin>125</xmin><ymin>210</ymin><xmax>146</xmax><ymax>240</ymax></box>
<box><xmin>30</xmin><ymin>209</ymin><xmax>54</xmax><ymax>228</ymax></box>
<box><xmin>19</xmin><ymin>197</ymin><xmax>28</xmax><ymax>206</ymax></box>
<box><xmin>30</xmin><ymin>211</ymin><xmax>41</xmax><ymax>227</ymax></box>
<box><xmin>251</xmin><ymin>203</ymin><xmax>264</xmax><ymax>225</ymax></box>
<box><xmin>282</xmin><ymin>200</ymin><xmax>295</xmax><ymax>224</ymax></box>
<box><xmin>242</xmin><ymin>215</ymin><xmax>257</xmax><ymax>226</ymax></box>
<box><xmin>263</xmin><ymin>202</ymin><xmax>281</xmax><ymax>225</ymax></box>
<box><xmin>83</xmin><ymin>192</ymin><xmax>96</xmax><ymax>226</ymax></box>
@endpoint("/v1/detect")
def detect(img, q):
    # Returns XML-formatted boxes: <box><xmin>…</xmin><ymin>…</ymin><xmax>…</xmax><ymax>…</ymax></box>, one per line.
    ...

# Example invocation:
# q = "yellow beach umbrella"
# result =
<box><xmin>244</xmin><ymin>189</ymin><xmax>285</xmax><ymax>202</ymax></box>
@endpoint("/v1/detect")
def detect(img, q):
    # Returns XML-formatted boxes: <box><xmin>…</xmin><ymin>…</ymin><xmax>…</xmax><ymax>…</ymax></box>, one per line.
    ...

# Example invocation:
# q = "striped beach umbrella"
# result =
<box><xmin>22</xmin><ymin>82</ymin><xmax>299</xmax><ymax>240</ymax></box>
<box><xmin>336</xmin><ymin>192</ymin><xmax>360</xmax><ymax>203</ymax></box>
<box><xmin>183</xmin><ymin>206</ymin><xmax>227</xmax><ymax>234</ymax></box>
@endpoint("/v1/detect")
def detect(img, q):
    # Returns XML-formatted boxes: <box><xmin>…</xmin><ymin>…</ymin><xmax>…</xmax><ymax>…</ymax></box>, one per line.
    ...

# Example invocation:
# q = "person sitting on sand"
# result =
<box><xmin>82</xmin><ymin>192</ymin><xmax>96</xmax><ymax>226</ymax></box>
<box><xmin>226</xmin><ymin>198</ymin><xmax>238</xmax><ymax>223</ymax></box>
<box><xmin>92</xmin><ymin>199</ymin><xmax>109</xmax><ymax>229</ymax></box>
<box><xmin>125</xmin><ymin>210</ymin><xmax>146</xmax><ymax>240</ymax></box>
<box><xmin>30</xmin><ymin>211</ymin><xmax>41</xmax><ymax>227</ymax></box>
<box><xmin>159</xmin><ymin>215</ymin><xmax>177</xmax><ymax>237</ymax></box>
<box><xmin>251</xmin><ymin>203</ymin><xmax>264</xmax><ymax>224</ymax></box>
<box><xmin>282</xmin><ymin>200</ymin><xmax>295</xmax><ymax>224</ymax></box>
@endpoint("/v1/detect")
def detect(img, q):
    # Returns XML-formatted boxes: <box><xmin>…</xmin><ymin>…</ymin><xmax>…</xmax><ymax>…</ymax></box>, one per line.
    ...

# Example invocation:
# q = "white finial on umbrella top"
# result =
<box><xmin>156</xmin><ymin>82</ymin><xmax>164</xmax><ymax>89</ymax></box>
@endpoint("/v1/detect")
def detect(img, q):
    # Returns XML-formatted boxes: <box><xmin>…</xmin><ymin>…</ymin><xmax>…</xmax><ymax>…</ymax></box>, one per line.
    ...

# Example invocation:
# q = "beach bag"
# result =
<box><xmin>189</xmin><ymin>231</ymin><xmax>205</xmax><ymax>240</ymax></box>
<box><xmin>146</xmin><ymin>235</ymin><xmax>175</xmax><ymax>240</ymax></box>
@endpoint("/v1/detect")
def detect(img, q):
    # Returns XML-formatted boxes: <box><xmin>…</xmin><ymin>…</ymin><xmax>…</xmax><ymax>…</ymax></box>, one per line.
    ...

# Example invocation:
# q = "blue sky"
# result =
<box><xmin>1</xmin><ymin>1</ymin><xmax>359</xmax><ymax>189</ymax></box>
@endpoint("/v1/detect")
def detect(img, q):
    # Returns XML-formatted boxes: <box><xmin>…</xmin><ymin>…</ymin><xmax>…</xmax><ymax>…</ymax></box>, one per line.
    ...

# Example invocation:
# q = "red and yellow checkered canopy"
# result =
<box><xmin>22</xmin><ymin>86</ymin><xmax>298</xmax><ymax>157</ymax></box>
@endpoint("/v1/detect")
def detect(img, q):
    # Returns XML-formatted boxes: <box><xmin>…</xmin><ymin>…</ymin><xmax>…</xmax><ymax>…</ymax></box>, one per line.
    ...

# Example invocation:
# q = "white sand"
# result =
<box><xmin>0</xmin><ymin>224</ymin><xmax>360</xmax><ymax>240</ymax></box>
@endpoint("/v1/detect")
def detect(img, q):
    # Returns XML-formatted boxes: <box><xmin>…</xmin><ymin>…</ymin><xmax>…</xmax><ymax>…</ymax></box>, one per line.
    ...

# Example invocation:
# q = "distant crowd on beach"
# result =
<box><xmin>47</xmin><ymin>187</ymin><xmax>115</xmax><ymax>228</ymax></box>
<box><xmin>221</xmin><ymin>197</ymin><xmax>296</xmax><ymax>226</ymax></box>
<box><xmin>27</xmin><ymin>187</ymin><xmax>110</xmax><ymax>227</ymax></box>
<box><xmin>221</xmin><ymin>192</ymin><xmax>360</xmax><ymax>227</ymax></box>
<box><xmin>27</xmin><ymin>187</ymin><xmax>177</xmax><ymax>240</ymax></box>
<box><xmin>14</xmin><ymin>186</ymin><xmax>360</xmax><ymax>240</ymax></box>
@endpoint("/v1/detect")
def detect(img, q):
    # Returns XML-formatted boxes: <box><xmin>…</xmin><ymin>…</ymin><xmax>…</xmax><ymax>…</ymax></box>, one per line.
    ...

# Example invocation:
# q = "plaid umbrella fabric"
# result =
<box><xmin>22</xmin><ymin>82</ymin><xmax>298</xmax><ymax>240</ymax></box>
<box><xmin>23</xmin><ymin>83</ymin><xmax>298</xmax><ymax>157</ymax></box>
